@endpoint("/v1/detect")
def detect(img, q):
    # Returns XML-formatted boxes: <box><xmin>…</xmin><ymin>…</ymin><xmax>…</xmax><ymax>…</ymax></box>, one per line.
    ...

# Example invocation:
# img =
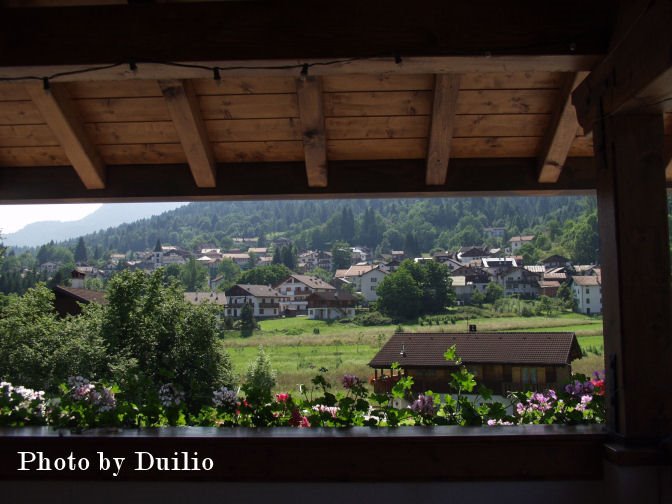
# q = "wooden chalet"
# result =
<box><xmin>0</xmin><ymin>1</ymin><xmax>670</xmax><ymax>503</ymax></box>
<box><xmin>52</xmin><ymin>285</ymin><xmax>107</xmax><ymax>317</ymax></box>
<box><xmin>369</xmin><ymin>332</ymin><xmax>581</xmax><ymax>396</ymax></box>
<box><xmin>306</xmin><ymin>290</ymin><xmax>357</xmax><ymax>320</ymax></box>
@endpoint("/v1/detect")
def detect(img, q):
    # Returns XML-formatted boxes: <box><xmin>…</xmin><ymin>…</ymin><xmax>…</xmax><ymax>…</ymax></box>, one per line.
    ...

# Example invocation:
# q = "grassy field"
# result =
<box><xmin>220</xmin><ymin>313</ymin><xmax>604</xmax><ymax>392</ymax></box>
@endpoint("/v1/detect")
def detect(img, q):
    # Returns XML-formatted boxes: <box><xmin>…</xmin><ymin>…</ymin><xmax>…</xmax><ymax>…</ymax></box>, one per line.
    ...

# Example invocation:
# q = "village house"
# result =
<box><xmin>52</xmin><ymin>285</ymin><xmax>108</xmax><ymax>317</ymax></box>
<box><xmin>450</xmin><ymin>266</ymin><xmax>492</xmax><ymax>302</ymax></box>
<box><xmin>274</xmin><ymin>274</ymin><xmax>335</xmax><ymax>315</ymax></box>
<box><xmin>482</xmin><ymin>257</ymin><xmax>518</xmax><ymax>275</ymax></box>
<box><xmin>334</xmin><ymin>264</ymin><xmax>387</xmax><ymax>302</ymax></box>
<box><xmin>571</xmin><ymin>275</ymin><xmax>602</xmax><ymax>315</ymax></box>
<box><xmin>221</xmin><ymin>252</ymin><xmax>251</xmax><ymax>268</ymax></box>
<box><xmin>541</xmin><ymin>254</ymin><xmax>572</xmax><ymax>269</ymax></box>
<box><xmin>184</xmin><ymin>291</ymin><xmax>227</xmax><ymax>309</ymax></box>
<box><xmin>39</xmin><ymin>261</ymin><xmax>61</xmax><ymax>274</ymax></box>
<box><xmin>539</xmin><ymin>280</ymin><xmax>562</xmax><ymax>298</ymax></box>
<box><xmin>432</xmin><ymin>252</ymin><xmax>462</xmax><ymax>272</ymax></box>
<box><xmin>306</xmin><ymin>290</ymin><xmax>357</xmax><ymax>320</ymax></box>
<box><xmin>494</xmin><ymin>266</ymin><xmax>542</xmax><ymax>298</ymax></box>
<box><xmin>224</xmin><ymin>284</ymin><xmax>285</xmax><ymax>318</ymax></box>
<box><xmin>369</xmin><ymin>332</ymin><xmax>582</xmax><ymax>396</ymax></box>
<box><xmin>483</xmin><ymin>226</ymin><xmax>506</xmax><ymax>240</ymax></box>
<box><xmin>298</xmin><ymin>250</ymin><xmax>333</xmax><ymax>273</ymax></box>
<box><xmin>457</xmin><ymin>246</ymin><xmax>490</xmax><ymax>265</ymax></box>
<box><xmin>509</xmin><ymin>235</ymin><xmax>535</xmax><ymax>253</ymax></box>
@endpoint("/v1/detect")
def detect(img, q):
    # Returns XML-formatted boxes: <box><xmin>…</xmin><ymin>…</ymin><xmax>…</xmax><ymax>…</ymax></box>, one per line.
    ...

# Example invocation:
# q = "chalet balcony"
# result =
<box><xmin>257</xmin><ymin>303</ymin><xmax>280</xmax><ymax>309</ymax></box>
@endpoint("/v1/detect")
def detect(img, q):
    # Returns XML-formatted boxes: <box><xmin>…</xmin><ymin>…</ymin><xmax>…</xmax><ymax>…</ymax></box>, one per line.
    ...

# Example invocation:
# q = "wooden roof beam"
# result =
<box><xmin>573</xmin><ymin>1</ymin><xmax>672</xmax><ymax>132</ymax></box>
<box><xmin>426</xmin><ymin>74</ymin><xmax>461</xmax><ymax>186</ymax></box>
<box><xmin>25</xmin><ymin>83</ymin><xmax>105</xmax><ymax>189</ymax></box>
<box><xmin>538</xmin><ymin>72</ymin><xmax>588</xmax><ymax>183</ymax></box>
<box><xmin>159</xmin><ymin>79</ymin><xmax>216</xmax><ymax>188</ymax></box>
<box><xmin>296</xmin><ymin>76</ymin><xmax>327</xmax><ymax>188</ymax></box>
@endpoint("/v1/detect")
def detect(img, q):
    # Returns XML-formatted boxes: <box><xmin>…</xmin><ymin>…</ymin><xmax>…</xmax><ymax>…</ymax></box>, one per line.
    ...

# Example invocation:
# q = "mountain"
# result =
<box><xmin>4</xmin><ymin>203</ymin><xmax>187</xmax><ymax>247</ymax></box>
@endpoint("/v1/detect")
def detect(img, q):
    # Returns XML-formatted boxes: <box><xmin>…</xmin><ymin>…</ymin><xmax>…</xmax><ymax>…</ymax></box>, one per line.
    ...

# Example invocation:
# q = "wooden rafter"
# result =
<box><xmin>537</xmin><ymin>72</ymin><xmax>588</xmax><ymax>183</ymax></box>
<box><xmin>25</xmin><ymin>83</ymin><xmax>105</xmax><ymax>189</ymax></box>
<box><xmin>159</xmin><ymin>79</ymin><xmax>216</xmax><ymax>188</ymax></box>
<box><xmin>296</xmin><ymin>76</ymin><xmax>327</xmax><ymax>188</ymax></box>
<box><xmin>573</xmin><ymin>1</ymin><xmax>672</xmax><ymax>131</ymax></box>
<box><xmin>426</xmin><ymin>74</ymin><xmax>461</xmax><ymax>186</ymax></box>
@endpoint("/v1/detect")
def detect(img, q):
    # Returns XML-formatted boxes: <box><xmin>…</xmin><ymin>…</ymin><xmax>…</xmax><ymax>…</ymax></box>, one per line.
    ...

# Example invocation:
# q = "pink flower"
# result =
<box><xmin>276</xmin><ymin>393</ymin><xmax>290</xmax><ymax>403</ymax></box>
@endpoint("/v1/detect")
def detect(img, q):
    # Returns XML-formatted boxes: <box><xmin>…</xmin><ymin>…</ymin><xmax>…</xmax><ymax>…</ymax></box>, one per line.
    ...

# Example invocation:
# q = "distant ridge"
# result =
<box><xmin>4</xmin><ymin>203</ymin><xmax>187</xmax><ymax>247</ymax></box>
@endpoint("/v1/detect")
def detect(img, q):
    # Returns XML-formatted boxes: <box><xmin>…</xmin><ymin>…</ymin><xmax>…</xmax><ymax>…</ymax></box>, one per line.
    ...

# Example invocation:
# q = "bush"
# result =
<box><xmin>242</xmin><ymin>346</ymin><xmax>277</xmax><ymax>405</ymax></box>
<box><xmin>353</xmin><ymin>311</ymin><xmax>392</xmax><ymax>326</ymax></box>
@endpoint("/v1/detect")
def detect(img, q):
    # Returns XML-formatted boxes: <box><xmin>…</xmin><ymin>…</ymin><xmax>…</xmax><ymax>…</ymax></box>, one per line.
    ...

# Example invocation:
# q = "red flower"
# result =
<box><xmin>591</xmin><ymin>379</ymin><xmax>605</xmax><ymax>396</ymax></box>
<box><xmin>276</xmin><ymin>393</ymin><xmax>290</xmax><ymax>403</ymax></box>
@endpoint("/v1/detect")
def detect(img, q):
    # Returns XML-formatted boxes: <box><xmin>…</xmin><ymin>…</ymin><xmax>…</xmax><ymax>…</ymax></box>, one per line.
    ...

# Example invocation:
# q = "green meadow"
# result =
<box><xmin>220</xmin><ymin>314</ymin><xmax>604</xmax><ymax>392</ymax></box>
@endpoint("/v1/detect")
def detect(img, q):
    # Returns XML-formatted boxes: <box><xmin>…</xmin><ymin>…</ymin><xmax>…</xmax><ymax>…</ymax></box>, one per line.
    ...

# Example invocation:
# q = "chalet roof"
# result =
<box><xmin>509</xmin><ymin>235</ymin><xmax>535</xmax><ymax>243</ymax></box>
<box><xmin>279</xmin><ymin>274</ymin><xmax>335</xmax><ymax>290</ymax></box>
<box><xmin>334</xmin><ymin>264</ymin><xmax>384</xmax><ymax>278</ymax></box>
<box><xmin>53</xmin><ymin>285</ymin><xmax>108</xmax><ymax>305</ymax></box>
<box><xmin>544</xmin><ymin>272</ymin><xmax>568</xmax><ymax>281</ymax></box>
<box><xmin>571</xmin><ymin>275</ymin><xmax>601</xmax><ymax>286</ymax></box>
<box><xmin>483</xmin><ymin>257</ymin><xmax>517</xmax><ymax>268</ymax></box>
<box><xmin>539</xmin><ymin>280</ymin><xmax>562</xmax><ymax>288</ymax></box>
<box><xmin>524</xmin><ymin>265</ymin><xmax>546</xmax><ymax>274</ymax></box>
<box><xmin>459</xmin><ymin>246</ymin><xmax>488</xmax><ymax>257</ymax></box>
<box><xmin>229</xmin><ymin>284</ymin><xmax>283</xmax><ymax>298</ymax></box>
<box><xmin>573</xmin><ymin>265</ymin><xmax>597</xmax><ymax>273</ymax></box>
<box><xmin>369</xmin><ymin>332</ymin><xmax>582</xmax><ymax>368</ymax></box>
<box><xmin>184</xmin><ymin>291</ymin><xmax>227</xmax><ymax>306</ymax></box>
<box><xmin>450</xmin><ymin>276</ymin><xmax>466</xmax><ymax>287</ymax></box>
<box><xmin>222</xmin><ymin>253</ymin><xmax>250</xmax><ymax>260</ymax></box>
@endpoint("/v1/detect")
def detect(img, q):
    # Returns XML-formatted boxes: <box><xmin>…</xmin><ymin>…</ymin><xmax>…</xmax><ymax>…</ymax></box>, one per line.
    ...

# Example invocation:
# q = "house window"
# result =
<box><xmin>371</xmin><ymin>277</ymin><xmax>377</xmax><ymax>283</ymax></box>
<box><xmin>521</xmin><ymin>367</ymin><xmax>537</xmax><ymax>384</ymax></box>
<box><xmin>586</xmin><ymin>298</ymin><xmax>590</xmax><ymax>304</ymax></box>
<box><xmin>260</xmin><ymin>309</ymin><xmax>264</xmax><ymax>315</ymax></box>
<box><xmin>586</xmin><ymin>288</ymin><xmax>589</xmax><ymax>294</ymax></box>
<box><xmin>371</xmin><ymin>286</ymin><xmax>376</xmax><ymax>291</ymax></box>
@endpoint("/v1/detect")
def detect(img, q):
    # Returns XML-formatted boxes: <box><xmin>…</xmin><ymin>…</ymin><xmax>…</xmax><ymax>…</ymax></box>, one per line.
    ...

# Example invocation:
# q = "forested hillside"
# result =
<box><xmin>60</xmin><ymin>196</ymin><xmax>601</xmax><ymax>262</ymax></box>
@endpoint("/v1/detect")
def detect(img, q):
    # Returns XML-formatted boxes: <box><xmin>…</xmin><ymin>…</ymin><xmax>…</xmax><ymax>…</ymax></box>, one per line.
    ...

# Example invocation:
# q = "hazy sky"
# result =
<box><xmin>0</xmin><ymin>204</ymin><xmax>103</xmax><ymax>234</ymax></box>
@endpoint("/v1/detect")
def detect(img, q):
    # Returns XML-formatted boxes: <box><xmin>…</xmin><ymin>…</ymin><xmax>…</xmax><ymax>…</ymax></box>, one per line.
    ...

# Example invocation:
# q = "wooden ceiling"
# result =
<box><xmin>0</xmin><ymin>0</ymin><xmax>668</xmax><ymax>202</ymax></box>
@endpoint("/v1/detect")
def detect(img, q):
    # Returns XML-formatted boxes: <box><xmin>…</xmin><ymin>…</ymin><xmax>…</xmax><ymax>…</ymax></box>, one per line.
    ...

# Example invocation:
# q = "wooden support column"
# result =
<box><xmin>426</xmin><ymin>74</ymin><xmax>460</xmax><ymax>186</ymax></box>
<box><xmin>296</xmin><ymin>76</ymin><xmax>328</xmax><ymax>188</ymax></box>
<box><xmin>594</xmin><ymin>112</ymin><xmax>672</xmax><ymax>438</ymax></box>
<box><xmin>25</xmin><ymin>83</ymin><xmax>105</xmax><ymax>189</ymax></box>
<box><xmin>159</xmin><ymin>79</ymin><xmax>217</xmax><ymax>188</ymax></box>
<box><xmin>538</xmin><ymin>72</ymin><xmax>587</xmax><ymax>183</ymax></box>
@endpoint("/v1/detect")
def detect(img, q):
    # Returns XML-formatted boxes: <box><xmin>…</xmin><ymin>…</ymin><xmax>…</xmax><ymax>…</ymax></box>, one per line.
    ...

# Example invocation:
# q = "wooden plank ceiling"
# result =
<box><xmin>0</xmin><ymin>72</ymin><xmax>610</xmax><ymax>187</ymax></box>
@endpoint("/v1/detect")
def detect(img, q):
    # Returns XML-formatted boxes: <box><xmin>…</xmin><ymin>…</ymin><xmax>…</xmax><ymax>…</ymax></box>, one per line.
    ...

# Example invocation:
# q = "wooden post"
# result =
<box><xmin>594</xmin><ymin>112</ymin><xmax>672</xmax><ymax>439</ymax></box>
